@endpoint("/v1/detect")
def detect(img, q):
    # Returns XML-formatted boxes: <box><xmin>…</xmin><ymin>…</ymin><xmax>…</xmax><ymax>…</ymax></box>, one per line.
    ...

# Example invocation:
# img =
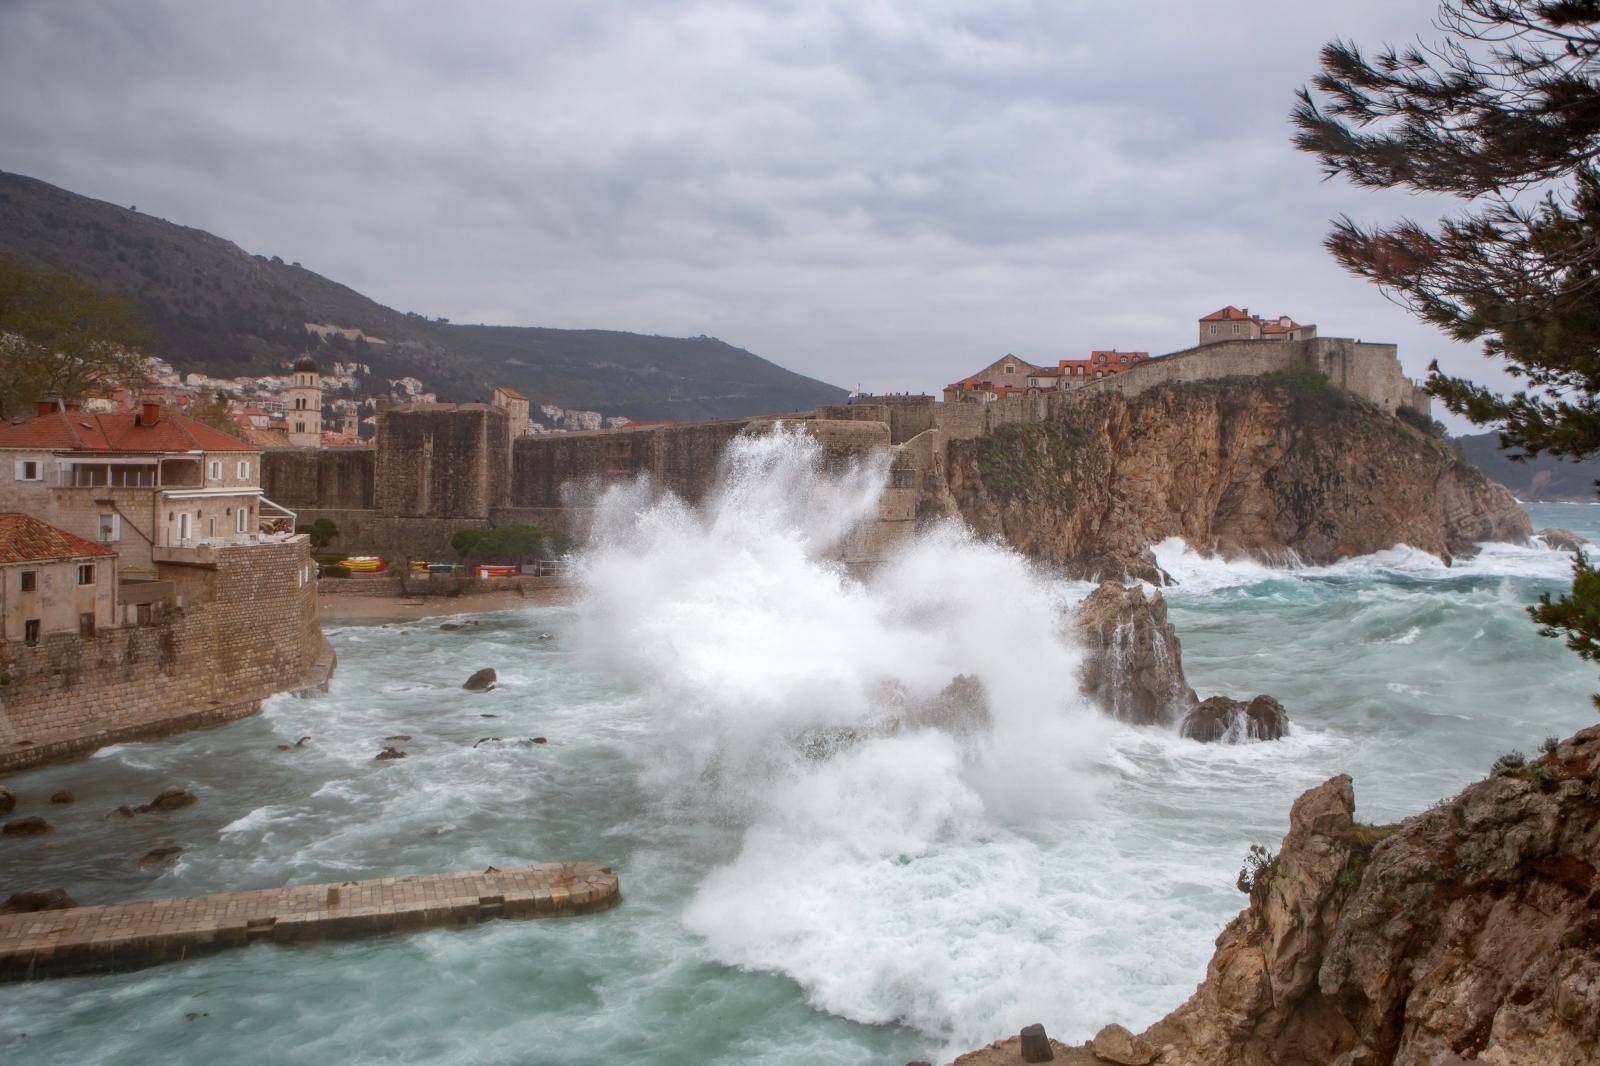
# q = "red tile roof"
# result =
<box><xmin>0</xmin><ymin>512</ymin><xmax>116</xmax><ymax>564</ymax></box>
<box><xmin>1200</xmin><ymin>306</ymin><xmax>1253</xmax><ymax>321</ymax></box>
<box><xmin>0</xmin><ymin>407</ymin><xmax>256</xmax><ymax>454</ymax></box>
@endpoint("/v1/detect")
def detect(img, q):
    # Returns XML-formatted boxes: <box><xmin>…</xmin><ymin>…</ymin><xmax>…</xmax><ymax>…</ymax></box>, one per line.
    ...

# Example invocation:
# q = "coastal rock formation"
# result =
<box><xmin>1537</xmin><ymin>527</ymin><xmax>1591</xmax><ymax>553</ymax></box>
<box><xmin>2</xmin><ymin>816</ymin><xmax>51</xmax><ymax>836</ymax></box>
<box><xmin>946</xmin><ymin>379</ymin><xmax>1531</xmax><ymax>580</ymax></box>
<box><xmin>134</xmin><ymin>786</ymin><xmax>197</xmax><ymax>813</ymax></box>
<box><xmin>1</xmin><ymin>888</ymin><xmax>76</xmax><ymax>914</ymax></box>
<box><xmin>0</xmin><ymin>786</ymin><xmax>14</xmax><ymax>815</ymax></box>
<box><xmin>1071</xmin><ymin>581</ymin><xmax>1285</xmax><ymax>742</ymax></box>
<box><xmin>463</xmin><ymin>668</ymin><xmax>497</xmax><ymax>691</ymax></box>
<box><xmin>1073</xmin><ymin>582</ymin><xmax>1195</xmax><ymax>726</ymax></box>
<box><xmin>954</xmin><ymin>725</ymin><xmax>1600</xmax><ymax>1065</ymax></box>
<box><xmin>1179</xmin><ymin>695</ymin><xmax>1289</xmax><ymax>743</ymax></box>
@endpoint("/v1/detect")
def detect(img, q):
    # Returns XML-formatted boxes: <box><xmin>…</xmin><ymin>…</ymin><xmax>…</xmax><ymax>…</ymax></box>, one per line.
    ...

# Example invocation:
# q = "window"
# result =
<box><xmin>78</xmin><ymin>564</ymin><xmax>95</xmax><ymax>585</ymax></box>
<box><xmin>235</xmin><ymin>507</ymin><xmax>248</xmax><ymax>533</ymax></box>
<box><xmin>14</xmin><ymin>459</ymin><xmax>41</xmax><ymax>481</ymax></box>
<box><xmin>21</xmin><ymin>570</ymin><xmax>36</xmax><ymax>592</ymax></box>
<box><xmin>24</xmin><ymin>619</ymin><xmax>40</xmax><ymax>645</ymax></box>
<box><xmin>99</xmin><ymin>513</ymin><xmax>120</xmax><ymax>543</ymax></box>
<box><xmin>208</xmin><ymin>460</ymin><xmax>222</xmax><ymax>480</ymax></box>
<box><xmin>177</xmin><ymin>512</ymin><xmax>191</xmax><ymax>542</ymax></box>
<box><xmin>1231</xmin><ymin>324</ymin><xmax>1241</xmax><ymax>335</ymax></box>
<box><xmin>79</xmin><ymin>612</ymin><xmax>95</xmax><ymax>638</ymax></box>
<box><xmin>236</xmin><ymin>460</ymin><xmax>251</xmax><ymax>479</ymax></box>
<box><xmin>1209</xmin><ymin>324</ymin><xmax>1218</xmax><ymax>336</ymax></box>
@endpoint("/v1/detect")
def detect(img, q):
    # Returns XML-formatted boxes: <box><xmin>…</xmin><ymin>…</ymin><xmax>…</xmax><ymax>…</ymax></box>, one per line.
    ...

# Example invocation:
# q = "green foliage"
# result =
<box><xmin>450</xmin><ymin>523</ymin><xmax>572</xmax><ymax>564</ymax></box>
<box><xmin>974</xmin><ymin>420</ymin><xmax>1088</xmax><ymax>508</ymax></box>
<box><xmin>1396</xmin><ymin>404</ymin><xmax>1447</xmax><ymax>438</ymax></box>
<box><xmin>320</xmin><ymin>563</ymin><xmax>350</xmax><ymax>578</ymax></box>
<box><xmin>1493</xmin><ymin>750</ymin><xmax>1528</xmax><ymax>775</ymax></box>
<box><xmin>1294</xmin><ymin>4</ymin><xmax>1600</xmax><ymax>710</ymax></box>
<box><xmin>295</xmin><ymin>517</ymin><xmax>340</xmax><ymax>550</ymax></box>
<box><xmin>1541</xmin><ymin>735</ymin><xmax>1561</xmax><ymax>756</ymax></box>
<box><xmin>187</xmin><ymin>390</ymin><xmax>234</xmax><ymax>433</ymax></box>
<box><xmin>0</xmin><ymin>253</ymin><xmax>154</xmax><ymax>419</ymax></box>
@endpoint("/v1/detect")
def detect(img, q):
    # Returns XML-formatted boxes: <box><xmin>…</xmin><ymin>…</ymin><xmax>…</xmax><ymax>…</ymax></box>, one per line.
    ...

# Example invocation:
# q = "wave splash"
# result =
<box><xmin>570</xmin><ymin>424</ymin><xmax>1111</xmax><ymax>1046</ymax></box>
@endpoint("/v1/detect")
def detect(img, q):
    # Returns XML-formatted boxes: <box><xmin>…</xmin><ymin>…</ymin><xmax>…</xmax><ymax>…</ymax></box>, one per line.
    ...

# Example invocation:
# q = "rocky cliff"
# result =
<box><xmin>952</xmin><ymin>726</ymin><xmax>1600</xmax><ymax>1066</ymax></box>
<box><xmin>945</xmin><ymin>378</ymin><xmax>1531</xmax><ymax>581</ymax></box>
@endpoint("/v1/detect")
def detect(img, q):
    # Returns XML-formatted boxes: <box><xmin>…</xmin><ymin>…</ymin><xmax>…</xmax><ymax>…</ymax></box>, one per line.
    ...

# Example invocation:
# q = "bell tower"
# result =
<box><xmin>286</xmin><ymin>354</ymin><xmax>322</xmax><ymax>448</ymax></box>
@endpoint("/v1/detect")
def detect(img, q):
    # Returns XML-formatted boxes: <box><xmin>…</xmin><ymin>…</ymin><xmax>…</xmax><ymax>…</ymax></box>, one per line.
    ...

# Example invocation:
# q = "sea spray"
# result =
<box><xmin>569</xmin><ymin>423</ymin><xmax>1114</xmax><ymax>1046</ymax></box>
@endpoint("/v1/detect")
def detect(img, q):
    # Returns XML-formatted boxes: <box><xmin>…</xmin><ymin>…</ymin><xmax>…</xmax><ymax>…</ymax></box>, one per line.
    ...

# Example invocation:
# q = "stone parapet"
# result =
<box><xmin>0</xmin><ymin>861</ymin><xmax>620</xmax><ymax>980</ymax></box>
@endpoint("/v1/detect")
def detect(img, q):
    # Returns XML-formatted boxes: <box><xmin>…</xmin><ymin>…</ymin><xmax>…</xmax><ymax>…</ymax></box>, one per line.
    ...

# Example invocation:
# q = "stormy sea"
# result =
<box><xmin>3</xmin><ymin>428</ymin><xmax>1595</xmax><ymax>1065</ymax></box>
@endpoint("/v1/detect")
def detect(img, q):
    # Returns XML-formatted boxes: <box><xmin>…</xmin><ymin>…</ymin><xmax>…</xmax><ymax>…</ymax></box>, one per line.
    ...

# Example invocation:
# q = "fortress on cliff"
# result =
<box><xmin>262</xmin><ymin>333</ymin><xmax>1432</xmax><ymax>565</ymax></box>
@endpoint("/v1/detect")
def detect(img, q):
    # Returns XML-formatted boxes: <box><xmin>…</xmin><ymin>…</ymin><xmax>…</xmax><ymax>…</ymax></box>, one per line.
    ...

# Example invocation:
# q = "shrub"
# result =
<box><xmin>296</xmin><ymin>517</ymin><xmax>339</xmax><ymax>550</ymax></box>
<box><xmin>321</xmin><ymin>563</ymin><xmax>350</xmax><ymax>578</ymax></box>
<box><xmin>1236</xmin><ymin>843</ymin><xmax>1278</xmax><ymax>895</ymax></box>
<box><xmin>1263</xmin><ymin>364</ymin><xmax>1336</xmax><ymax>398</ymax></box>
<box><xmin>1396</xmin><ymin>404</ymin><xmax>1447</xmax><ymax>437</ymax></box>
<box><xmin>1492</xmin><ymin>750</ymin><xmax>1527</xmax><ymax>775</ymax></box>
<box><xmin>1541</xmin><ymin>736</ymin><xmax>1560</xmax><ymax>756</ymax></box>
<box><xmin>450</xmin><ymin>523</ymin><xmax>572</xmax><ymax>565</ymax></box>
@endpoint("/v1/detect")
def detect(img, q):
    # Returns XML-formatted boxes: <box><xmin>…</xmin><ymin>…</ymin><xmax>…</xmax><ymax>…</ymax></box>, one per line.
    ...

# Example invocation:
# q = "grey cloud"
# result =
<box><xmin>0</xmin><ymin>0</ymin><xmax>1514</xmax><ymax>425</ymax></box>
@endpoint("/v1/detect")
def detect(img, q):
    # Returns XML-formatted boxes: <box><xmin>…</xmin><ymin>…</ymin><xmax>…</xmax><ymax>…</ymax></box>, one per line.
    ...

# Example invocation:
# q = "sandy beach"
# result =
<box><xmin>319</xmin><ymin>585</ymin><xmax>576</xmax><ymax>622</ymax></box>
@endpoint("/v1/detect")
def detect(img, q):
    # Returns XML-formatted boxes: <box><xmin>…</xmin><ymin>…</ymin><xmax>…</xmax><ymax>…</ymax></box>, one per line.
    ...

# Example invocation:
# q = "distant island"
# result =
<box><xmin>1452</xmin><ymin>431</ymin><xmax>1600</xmax><ymax>502</ymax></box>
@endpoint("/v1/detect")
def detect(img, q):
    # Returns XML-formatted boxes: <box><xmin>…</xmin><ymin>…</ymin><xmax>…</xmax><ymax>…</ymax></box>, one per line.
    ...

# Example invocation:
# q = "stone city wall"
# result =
<box><xmin>374</xmin><ymin>404</ymin><xmax>510</xmax><ymax>519</ymax></box>
<box><xmin>261</xmin><ymin>446</ymin><xmax>375</xmax><ymax>512</ymax></box>
<box><xmin>0</xmin><ymin>537</ymin><xmax>333</xmax><ymax>774</ymax></box>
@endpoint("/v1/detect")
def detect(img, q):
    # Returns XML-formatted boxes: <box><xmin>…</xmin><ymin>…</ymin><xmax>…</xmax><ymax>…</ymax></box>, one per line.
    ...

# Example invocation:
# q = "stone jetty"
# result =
<box><xmin>0</xmin><ymin>861</ymin><xmax>618</xmax><ymax>980</ymax></box>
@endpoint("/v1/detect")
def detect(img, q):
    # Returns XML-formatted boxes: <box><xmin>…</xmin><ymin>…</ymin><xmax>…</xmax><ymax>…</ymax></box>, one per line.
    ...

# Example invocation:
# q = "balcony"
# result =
<box><xmin>153</xmin><ymin>531</ymin><xmax>307</xmax><ymax>567</ymax></box>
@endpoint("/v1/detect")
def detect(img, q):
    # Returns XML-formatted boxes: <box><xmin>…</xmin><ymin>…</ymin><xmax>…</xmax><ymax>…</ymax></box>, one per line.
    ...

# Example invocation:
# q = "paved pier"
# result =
<box><xmin>0</xmin><ymin>861</ymin><xmax>619</xmax><ymax>980</ymax></box>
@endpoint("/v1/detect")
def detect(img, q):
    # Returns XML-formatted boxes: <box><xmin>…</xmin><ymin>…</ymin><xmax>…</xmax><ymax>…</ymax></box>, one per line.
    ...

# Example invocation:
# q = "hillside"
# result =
<box><xmin>1454</xmin><ymin>430</ymin><xmax>1600</xmax><ymax>501</ymax></box>
<box><xmin>0</xmin><ymin>170</ymin><xmax>845</xmax><ymax>421</ymax></box>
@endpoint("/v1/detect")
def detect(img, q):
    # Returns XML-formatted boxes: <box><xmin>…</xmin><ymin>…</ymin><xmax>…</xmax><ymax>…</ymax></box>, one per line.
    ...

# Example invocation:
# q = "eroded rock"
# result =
<box><xmin>0</xmin><ymin>785</ymin><xmax>15</xmax><ymax>816</ymax></box>
<box><xmin>463</xmin><ymin>668</ymin><xmax>497</xmax><ymax>691</ymax></box>
<box><xmin>2</xmin><ymin>816</ymin><xmax>52</xmax><ymax>836</ymax></box>
<box><xmin>138</xmin><ymin>844</ymin><xmax>183</xmax><ymax>868</ymax></box>
<box><xmin>1074</xmin><ymin>581</ymin><xmax>1195</xmax><ymax>726</ymax></box>
<box><xmin>0</xmin><ymin>888</ymin><xmax>76</xmax><ymax>913</ymax></box>
<box><xmin>134</xmin><ymin>786</ymin><xmax>197</xmax><ymax>813</ymax></box>
<box><xmin>49</xmin><ymin>789</ymin><xmax>74</xmax><ymax>804</ymax></box>
<box><xmin>375</xmin><ymin>746</ymin><xmax>407</xmax><ymax>761</ymax></box>
<box><xmin>1537</xmin><ymin>526</ymin><xmax>1591</xmax><ymax>553</ymax></box>
<box><xmin>1091</xmin><ymin>1023</ymin><xmax>1154</xmax><ymax>1065</ymax></box>
<box><xmin>1179</xmin><ymin>695</ymin><xmax>1288</xmax><ymax>743</ymax></box>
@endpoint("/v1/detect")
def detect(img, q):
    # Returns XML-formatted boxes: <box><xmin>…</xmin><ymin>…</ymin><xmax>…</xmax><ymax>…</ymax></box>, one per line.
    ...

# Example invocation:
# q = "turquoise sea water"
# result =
<box><xmin>2</xmin><ymin>441</ymin><xmax>1596</xmax><ymax>1065</ymax></box>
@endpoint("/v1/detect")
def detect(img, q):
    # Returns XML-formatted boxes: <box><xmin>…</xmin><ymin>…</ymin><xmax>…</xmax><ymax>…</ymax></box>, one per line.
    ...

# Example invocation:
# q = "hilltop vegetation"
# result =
<box><xmin>1453</xmin><ymin>431</ymin><xmax>1600</xmax><ymax>502</ymax></box>
<box><xmin>0</xmin><ymin>170</ymin><xmax>844</xmax><ymax>421</ymax></box>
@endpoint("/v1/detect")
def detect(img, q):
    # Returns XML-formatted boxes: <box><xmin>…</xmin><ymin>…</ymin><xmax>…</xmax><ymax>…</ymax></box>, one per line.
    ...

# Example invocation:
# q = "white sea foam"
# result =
<box><xmin>570</xmin><ymin>424</ymin><xmax>1115</xmax><ymax>1047</ymax></box>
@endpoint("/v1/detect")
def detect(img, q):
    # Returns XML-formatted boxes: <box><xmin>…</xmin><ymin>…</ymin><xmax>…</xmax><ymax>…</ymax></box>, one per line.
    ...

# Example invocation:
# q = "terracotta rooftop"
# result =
<box><xmin>1200</xmin><ymin>306</ymin><xmax>1254</xmax><ymax>321</ymax></box>
<box><xmin>494</xmin><ymin>384</ymin><xmax>528</xmax><ymax>400</ymax></box>
<box><xmin>0</xmin><ymin>512</ymin><xmax>116</xmax><ymax>565</ymax></box>
<box><xmin>0</xmin><ymin>407</ymin><xmax>256</xmax><ymax>454</ymax></box>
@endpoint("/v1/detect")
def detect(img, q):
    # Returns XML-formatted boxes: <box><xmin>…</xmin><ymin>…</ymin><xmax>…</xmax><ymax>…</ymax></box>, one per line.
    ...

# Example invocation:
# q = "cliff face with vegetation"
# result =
<box><xmin>953</xmin><ymin>726</ymin><xmax>1600</xmax><ymax>1066</ymax></box>
<box><xmin>0</xmin><ymin>170</ymin><xmax>845</xmax><ymax>420</ymax></box>
<box><xmin>945</xmin><ymin>376</ymin><xmax>1531</xmax><ymax>580</ymax></box>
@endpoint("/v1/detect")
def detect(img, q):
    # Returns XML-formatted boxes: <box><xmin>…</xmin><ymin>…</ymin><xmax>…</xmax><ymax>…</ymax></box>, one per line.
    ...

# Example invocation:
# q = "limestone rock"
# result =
<box><xmin>1179</xmin><ymin>695</ymin><xmax>1288</xmax><ymax>743</ymax></box>
<box><xmin>946</xmin><ymin>382</ymin><xmax>1531</xmax><ymax>580</ymax></box>
<box><xmin>1074</xmin><ymin>581</ymin><xmax>1196</xmax><ymax>726</ymax></box>
<box><xmin>1091</xmin><ymin>1023</ymin><xmax>1154</xmax><ymax>1065</ymax></box>
<box><xmin>134</xmin><ymin>786</ymin><xmax>197</xmax><ymax>813</ymax></box>
<box><xmin>1537</xmin><ymin>526</ymin><xmax>1590</xmax><ymax>553</ymax></box>
<box><xmin>0</xmin><ymin>785</ymin><xmax>14</xmax><ymax>816</ymax></box>
<box><xmin>2</xmin><ymin>815</ymin><xmax>52</xmax><ymax>836</ymax></box>
<box><xmin>49</xmin><ymin>789</ymin><xmax>74</xmax><ymax>804</ymax></box>
<box><xmin>463</xmin><ymin>668</ymin><xmax>497</xmax><ymax>691</ymax></box>
<box><xmin>138</xmin><ymin>844</ymin><xmax>183</xmax><ymax>867</ymax></box>
<box><xmin>1</xmin><ymin>888</ymin><xmax>76</xmax><ymax>913</ymax></box>
<box><xmin>1019</xmin><ymin>1023</ymin><xmax>1054</xmax><ymax>1062</ymax></box>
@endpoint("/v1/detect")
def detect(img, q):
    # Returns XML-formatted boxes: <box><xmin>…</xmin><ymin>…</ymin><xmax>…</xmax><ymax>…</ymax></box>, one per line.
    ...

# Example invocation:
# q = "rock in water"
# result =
<box><xmin>0</xmin><ymin>785</ymin><xmax>15</xmax><ymax>816</ymax></box>
<box><xmin>138</xmin><ymin>845</ymin><xmax>183</xmax><ymax>867</ymax></box>
<box><xmin>1018</xmin><ymin>1023</ymin><xmax>1054</xmax><ymax>1062</ymax></box>
<box><xmin>1536</xmin><ymin>526</ymin><xmax>1590</xmax><ymax>553</ymax></box>
<box><xmin>1073</xmin><ymin>581</ymin><xmax>1196</xmax><ymax>726</ymax></box>
<box><xmin>134</xmin><ymin>786</ymin><xmax>197</xmax><ymax>813</ymax></box>
<box><xmin>1180</xmin><ymin>695</ymin><xmax>1288</xmax><ymax>743</ymax></box>
<box><xmin>49</xmin><ymin>789</ymin><xmax>74</xmax><ymax>804</ymax></box>
<box><xmin>2</xmin><ymin>816</ymin><xmax>52</xmax><ymax>836</ymax></box>
<box><xmin>0</xmin><ymin>888</ymin><xmax>76</xmax><ymax>913</ymax></box>
<box><xmin>463</xmin><ymin>668</ymin><xmax>497</xmax><ymax>691</ymax></box>
<box><xmin>1090</xmin><ymin>1023</ymin><xmax>1154</xmax><ymax>1065</ymax></box>
<box><xmin>375</xmin><ymin>746</ymin><xmax>407</xmax><ymax>761</ymax></box>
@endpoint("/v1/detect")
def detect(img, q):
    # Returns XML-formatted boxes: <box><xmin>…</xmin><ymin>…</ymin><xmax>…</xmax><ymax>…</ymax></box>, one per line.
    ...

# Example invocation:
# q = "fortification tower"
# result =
<box><xmin>287</xmin><ymin>354</ymin><xmax>323</xmax><ymax>448</ymax></box>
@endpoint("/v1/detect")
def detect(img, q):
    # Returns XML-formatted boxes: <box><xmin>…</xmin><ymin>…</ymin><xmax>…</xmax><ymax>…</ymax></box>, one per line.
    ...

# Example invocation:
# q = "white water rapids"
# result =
<box><xmin>1</xmin><ymin>426</ymin><xmax>1596</xmax><ymax>1065</ymax></box>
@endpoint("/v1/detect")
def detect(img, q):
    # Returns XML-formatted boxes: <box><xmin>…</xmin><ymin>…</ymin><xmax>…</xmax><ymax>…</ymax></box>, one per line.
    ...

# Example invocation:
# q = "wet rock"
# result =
<box><xmin>473</xmin><ymin>737</ymin><xmax>503</xmax><ymax>748</ymax></box>
<box><xmin>480</xmin><ymin>713</ymin><xmax>498</xmax><ymax>719</ymax></box>
<box><xmin>1090</xmin><ymin>1023</ymin><xmax>1154</xmax><ymax>1064</ymax></box>
<box><xmin>138</xmin><ymin>844</ymin><xmax>183</xmax><ymax>868</ymax></box>
<box><xmin>2</xmin><ymin>816</ymin><xmax>52</xmax><ymax>836</ymax></box>
<box><xmin>108</xmin><ymin>804</ymin><xmax>135</xmax><ymax>818</ymax></box>
<box><xmin>375</xmin><ymin>746</ymin><xmax>407</xmax><ymax>761</ymax></box>
<box><xmin>463</xmin><ymin>668</ymin><xmax>497</xmax><ymax>691</ymax></box>
<box><xmin>1</xmin><ymin>887</ymin><xmax>77</xmax><ymax>913</ymax></box>
<box><xmin>0</xmin><ymin>785</ymin><xmax>14</xmax><ymax>816</ymax></box>
<box><xmin>532</xmin><ymin>736</ymin><xmax>548</xmax><ymax>744</ymax></box>
<box><xmin>295</xmin><ymin>736</ymin><xmax>311</xmax><ymax>747</ymax></box>
<box><xmin>1073</xmin><ymin>581</ymin><xmax>1197</xmax><ymax>726</ymax></box>
<box><xmin>1019</xmin><ymin>1023</ymin><xmax>1054</xmax><ymax>1062</ymax></box>
<box><xmin>134</xmin><ymin>786</ymin><xmax>197</xmax><ymax>813</ymax></box>
<box><xmin>185</xmin><ymin>1012</ymin><xmax>209</xmax><ymax>1021</ymax></box>
<box><xmin>49</xmin><ymin>789</ymin><xmax>74</xmax><ymax>805</ymax></box>
<box><xmin>1180</xmin><ymin>694</ymin><xmax>1288</xmax><ymax>743</ymax></box>
<box><xmin>385</xmin><ymin>734</ymin><xmax>412</xmax><ymax>742</ymax></box>
<box><xmin>1536</xmin><ymin>526</ymin><xmax>1590</xmax><ymax>553</ymax></box>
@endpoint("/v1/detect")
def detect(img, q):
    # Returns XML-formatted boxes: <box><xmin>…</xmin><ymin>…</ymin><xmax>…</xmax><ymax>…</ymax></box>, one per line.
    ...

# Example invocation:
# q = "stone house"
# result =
<box><xmin>0</xmin><ymin>400</ymin><xmax>294</xmax><ymax>577</ymax></box>
<box><xmin>491</xmin><ymin>384</ymin><xmax>531</xmax><ymax>438</ymax></box>
<box><xmin>1199</xmin><ymin>306</ymin><xmax>1316</xmax><ymax>346</ymax></box>
<box><xmin>1057</xmin><ymin>351</ymin><xmax>1150</xmax><ymax>387</ymax></box>
<box><xmin>943</xmin><ymin>354</ymin><xmax>1042</xmax><ymax>400</ymax></box>
<box><xmin>0</xmin><ymin>512</ymin><xmax>116</xmax><ymax>644</ymax></box>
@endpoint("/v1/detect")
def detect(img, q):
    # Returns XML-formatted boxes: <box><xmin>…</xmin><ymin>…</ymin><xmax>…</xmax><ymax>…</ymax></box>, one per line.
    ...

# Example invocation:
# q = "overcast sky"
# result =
<box><xmin>0</xmin><ymin>1</ymin><xmax>1513</xmax><ymax>427</ymax></box>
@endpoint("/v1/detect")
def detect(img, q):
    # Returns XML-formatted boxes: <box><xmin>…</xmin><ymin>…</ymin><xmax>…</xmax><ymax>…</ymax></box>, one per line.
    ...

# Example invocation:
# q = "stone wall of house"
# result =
<box><xmin>261</xmin><ymin>447</ymin><xmax>375</xmax><ymax>511</ymax></box>
<box><xmin>0</xmin><ymin>537</ymin><xmax>333</xmax><ymax>774</ymax></box>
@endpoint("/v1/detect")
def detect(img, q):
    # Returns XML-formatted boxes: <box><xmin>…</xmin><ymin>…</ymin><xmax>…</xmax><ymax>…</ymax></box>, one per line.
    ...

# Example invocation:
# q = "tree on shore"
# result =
<box><xmin>450</xmin><ymin>524</ymin><xmax>572</xmax><ymax>567</ymax></box>
<box><xmin>0</xmin><ymin>254</ymin><xmax>154</xmax><ymax>419</ymax></box>
<box><xmin>1294</xmin><ymin>1</ymin><xmax>1600</xmax><ymax>700</ymax></box>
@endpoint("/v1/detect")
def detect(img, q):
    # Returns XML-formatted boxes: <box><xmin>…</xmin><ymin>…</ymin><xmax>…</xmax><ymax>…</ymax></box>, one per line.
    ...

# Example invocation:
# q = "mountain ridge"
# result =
<box><xmin>0</xmin><ymin>170</ymin><xmax>845</xmax><ymax>421</ymax></box>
